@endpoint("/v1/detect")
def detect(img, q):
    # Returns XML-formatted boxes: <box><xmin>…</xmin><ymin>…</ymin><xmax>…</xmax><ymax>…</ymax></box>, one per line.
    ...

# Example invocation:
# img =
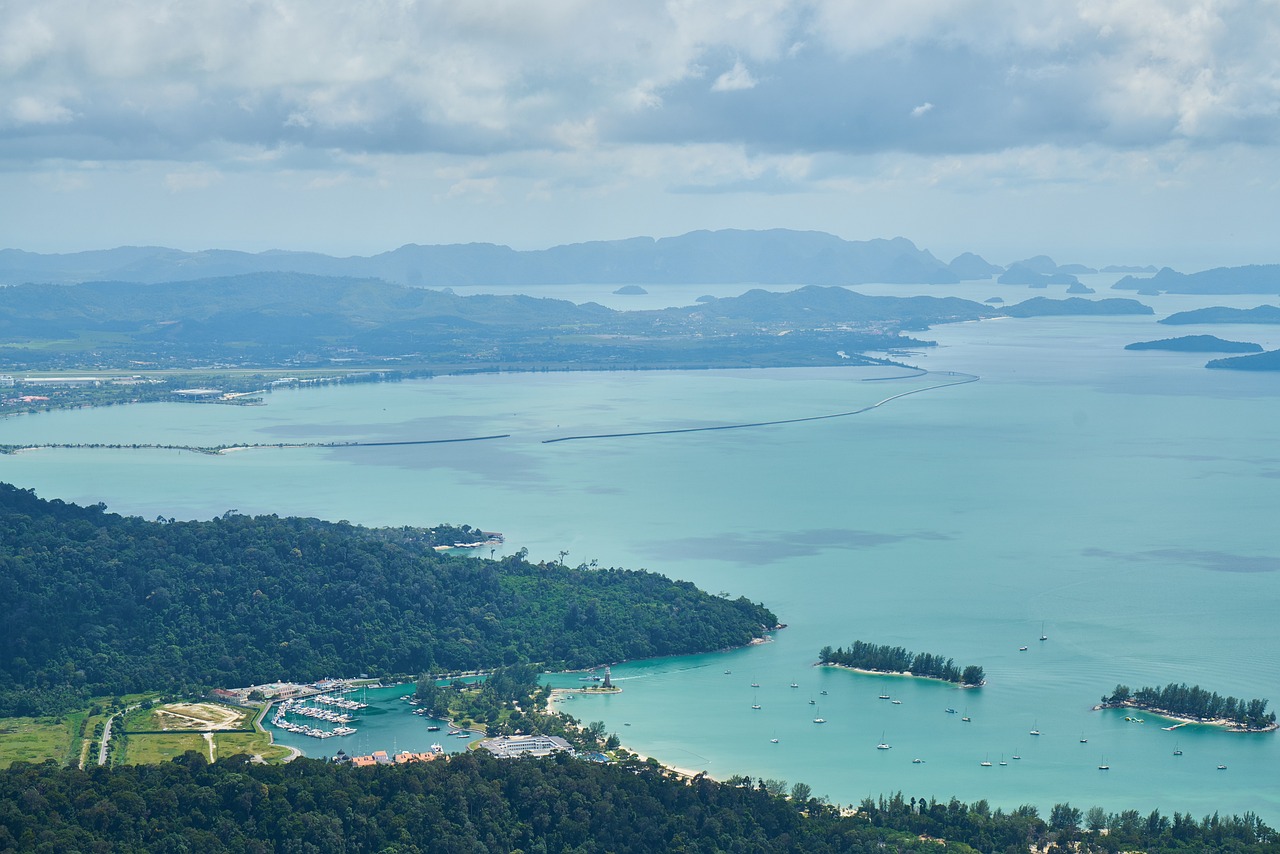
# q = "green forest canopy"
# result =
<box><xmin>1</xmin><ymin>751</ymin><xmax>1276</xmax><ymax>853</ymax></box>
<box><xmin>819</xmin><ymin>642</ymin><xmax>985</xmax><ymax>686</ymax></box>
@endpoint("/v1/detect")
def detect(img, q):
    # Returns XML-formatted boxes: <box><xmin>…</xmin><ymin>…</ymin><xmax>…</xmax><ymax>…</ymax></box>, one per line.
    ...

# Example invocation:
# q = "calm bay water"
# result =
<box><xmin>2</xmin><ymin>277</ymin><xmax>1278</xmax><ymax>819</ymax></box>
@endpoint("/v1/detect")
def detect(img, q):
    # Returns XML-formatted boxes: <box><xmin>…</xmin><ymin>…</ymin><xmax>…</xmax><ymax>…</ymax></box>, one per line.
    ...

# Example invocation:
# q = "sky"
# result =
<box><xmin>2</xmin><ymin>0</ymin><xmax>1278</xmax><ymax>270</ymax></box>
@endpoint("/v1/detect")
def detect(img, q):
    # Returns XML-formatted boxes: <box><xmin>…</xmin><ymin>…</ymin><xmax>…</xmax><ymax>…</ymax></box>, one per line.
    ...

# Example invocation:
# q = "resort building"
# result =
<box><xmin>479</xmin><ymin>734</ymin><xmax>572</xmax><ymax>759</ymax></box>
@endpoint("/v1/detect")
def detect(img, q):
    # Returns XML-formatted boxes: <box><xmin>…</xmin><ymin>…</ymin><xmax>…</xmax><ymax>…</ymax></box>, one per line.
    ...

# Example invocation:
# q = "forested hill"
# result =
<box><xmin>3</xmin><ymin>752</ymin><xmax>1277</xmax><ymax>853</ymax></box>
<box><xmin>0</xmin><ymin>275</ymin><xmax>989</xmax><ymax>371</ymax></box>
<box><xmin>0</xmin><ymin>484</ymin><xmax>776</xmax><ymax>716</ymax></box>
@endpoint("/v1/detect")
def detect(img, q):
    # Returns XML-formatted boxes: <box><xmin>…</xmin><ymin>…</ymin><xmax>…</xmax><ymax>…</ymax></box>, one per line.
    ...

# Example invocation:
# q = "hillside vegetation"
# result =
<box><xmin>0</xmin><ymin>484</ymin><xmax>775</xmax><ymax>716</ymax></box>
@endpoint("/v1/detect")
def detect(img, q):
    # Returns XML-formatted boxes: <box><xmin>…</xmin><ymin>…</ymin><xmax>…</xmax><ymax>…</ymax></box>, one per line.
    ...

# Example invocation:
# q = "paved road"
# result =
<box><xmin>98</xmin><ymin>713</ymin><xmax>115</xmax><ymax>765</ymax></box>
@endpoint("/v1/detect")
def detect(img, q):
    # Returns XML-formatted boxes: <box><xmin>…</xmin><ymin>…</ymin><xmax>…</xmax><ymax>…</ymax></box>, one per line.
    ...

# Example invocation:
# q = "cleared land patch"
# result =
<box><xmin>147</xmin><ymin>702</ymin><xmax>249</xmax><ymax>732</ymax></box>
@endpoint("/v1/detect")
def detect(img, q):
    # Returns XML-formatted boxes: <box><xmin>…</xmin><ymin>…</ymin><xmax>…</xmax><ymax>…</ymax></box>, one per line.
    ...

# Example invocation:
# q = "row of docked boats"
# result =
<box><xmin>279</xmin><ymin>700</ymin><xmax>355</xmax><ymax>724</ymax></box>
<box><xmin>272</xmin><ymin>699</ymin><xmax>358</xmax><ymax>739</ymax></box>
<box><xmin>312</xmin><ymin>692</ymin><xmax>368</xmax><ymax>711</ymax></box>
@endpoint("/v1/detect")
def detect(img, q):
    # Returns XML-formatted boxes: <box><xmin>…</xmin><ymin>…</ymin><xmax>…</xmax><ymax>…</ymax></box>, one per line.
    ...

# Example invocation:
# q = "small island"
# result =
<box><xmin>612</xmin><ymin>284</ymin><xmax>648</xmax><ymax>295</ymax></box>
<box><xmin>1159</xmin><ymin>305</ymin><xmax>1280</xmax><ymax>325</ymax></box>
<box><xmin>1125</xmin><ymin>335</ymin><xmax>1263</xmax><ymax>353</ymax></box>
<box><xmin>1096</xmin><ymin>683</ymin><xmax>1277</xmax><ymax>732</ymax></box>
<box><xmin>818</xmin><ymin>642</ymin><xmax>985</xmax><ymax>687</ymax></box>
<box><xmin>1002</xmin><ymin>297</ymin><xmax>1154</xmax><ymax>317</ymax></box>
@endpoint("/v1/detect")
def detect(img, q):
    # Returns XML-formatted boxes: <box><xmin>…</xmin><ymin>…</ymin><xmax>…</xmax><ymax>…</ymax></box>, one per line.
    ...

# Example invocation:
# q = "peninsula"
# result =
<box><xmin>818</xmin><ymin>642</ymin><xmax>985</xmax><ymax>687</ymax></box>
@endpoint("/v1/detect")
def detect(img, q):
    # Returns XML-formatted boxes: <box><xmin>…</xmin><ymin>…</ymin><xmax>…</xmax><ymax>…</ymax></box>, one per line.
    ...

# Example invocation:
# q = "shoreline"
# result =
<box><xmin>818</xmin><ymin>662</ymin><xmax>982</xmax><ymax>689</ymax></box>
<box><xmin>1093</xmin><ymin>702</ymin><xmax>1279</xmax><ymax>733</ymax></box>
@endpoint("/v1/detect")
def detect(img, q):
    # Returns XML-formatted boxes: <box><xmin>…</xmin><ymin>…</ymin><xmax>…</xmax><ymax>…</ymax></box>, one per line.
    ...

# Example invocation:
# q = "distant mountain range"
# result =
<box><xmin>0</xmin><ymin>230</ymin><xmax>1134</xmax><ymax>288</ymax></box>
<box><xmin>1113</xmin><ymin>265</ymin><xmax>1280</xmax><ymax>295</ymax></box>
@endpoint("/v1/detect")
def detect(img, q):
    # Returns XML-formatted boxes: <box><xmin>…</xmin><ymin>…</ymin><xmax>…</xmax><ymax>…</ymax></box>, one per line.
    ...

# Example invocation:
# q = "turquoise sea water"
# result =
<box><xmin>2</xmin><ymin>277</ymin><xmax>1278</xmax><ymax>819</ymax></box>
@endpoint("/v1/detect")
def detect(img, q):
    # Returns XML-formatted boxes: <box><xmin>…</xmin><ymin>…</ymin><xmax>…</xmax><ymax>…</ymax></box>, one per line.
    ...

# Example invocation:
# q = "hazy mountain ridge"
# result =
<box><xmin>1114</xmin><ymin>265</ymin><xmax>1280</xmax><ymax>295</ymax></box>
<box><xmin>0</xmin><ymin>230</ymin><xmax>1131</xmax><ymax>289</ymax></box>
<box><xmin>0</xmin><ymin>275</ymin><xmax>992</xmax><ymax>371</ymax></box>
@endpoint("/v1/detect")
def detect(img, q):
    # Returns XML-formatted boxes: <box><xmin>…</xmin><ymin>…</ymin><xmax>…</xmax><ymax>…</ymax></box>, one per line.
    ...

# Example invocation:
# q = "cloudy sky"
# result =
<box><xmin>2</xmin><ymin>0</ymin><xmax>1277</xmax><ymax>268</ymax></box>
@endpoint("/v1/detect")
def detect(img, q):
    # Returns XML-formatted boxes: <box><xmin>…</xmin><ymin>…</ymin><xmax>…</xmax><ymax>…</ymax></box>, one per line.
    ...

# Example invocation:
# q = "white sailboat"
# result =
<box><xmin>876</xmin><ymin>730</ymin><xmax>891</xmax><ymax>750</ymax></box>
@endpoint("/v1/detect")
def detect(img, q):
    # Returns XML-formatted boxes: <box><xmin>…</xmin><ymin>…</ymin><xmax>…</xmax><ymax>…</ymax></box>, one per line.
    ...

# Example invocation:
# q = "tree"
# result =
<box><xmin>1085</xmin><ymin>806</ymin><xmax>1108</xmax><ymax>832</ymax></box>
<box><xmin>762</xmin><ymin>778</ymin><xmax>788</xmax><ymax>797</ymax></box>
<box><xmin>790</xmin><ymin>782</ymin><xmax>812</xmax><ymax>803</ymax></box>
<box><xmin>1050</xmin><ymin>803</ymin><xmax>1081</xmax><ymax>833</ymax></box>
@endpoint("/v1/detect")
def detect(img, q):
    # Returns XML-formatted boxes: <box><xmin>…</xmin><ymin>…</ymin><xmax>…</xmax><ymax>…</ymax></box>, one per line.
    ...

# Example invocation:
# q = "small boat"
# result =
<box><xmin>945</xmin><ymin>708</ymin><xmax>957</xmax><ymax>714</ymax></box>
<box><xmin>624</xmin><ymin>722</ymin><xmax>631</xmax><ymax>726</ymax></box>
<box><xmin>770</xmin><ymin>738</ymin><xmax>779</xmax><ymax>744</ymax></box>
<box><xmin>912</xmin><ymin>758</ymin><xmax>924</xmax><ymax>764</ymax></box>
<box><xmin>1030</xmin><ymin>720</ymin><xmax>1041</xmax><ymax>736</ymax></box>
<box><xmin>456</xmin><ymin>732</ymin><xmax>470</xmax><ymax>738</ymax></box>
<box><xmin>820</xmin><ymin>690</ymin><xmax>828</xmax><ymax>695</ymax></box>
<box><xmin>1173</xmin><ymin>744</ymin><xmax>1183</xmax><ymax>756</ymax></box>
<box><xmin>1218</xmin><ymin>763</ymin><xmax>1228</xmax><ymax>770</ymax></box>
<box><xmin>1012</xmin><ymin>754</ymin><xmax>1021</xmax><ymax>760</ymax></box>
<box><xmin>1080</xmin><ymin>733</ymin><xmax>1088</xmax><ymax>743</ymax></box>
<box><xmin>808</xmin><ymin>699</ymin><xmax>815</xmax><ymax>705</ymax></box>
<box><xmin>980</xmin><ymin>755</ymin><xmax>992</xmax><ymax>767</ymax></box>
<box><xmin>426</xmin><ymin>725</ymin><xmax>440</xmax><ymax>732</ymax></box>
<box><xmin>750</xmin><ymin>682</ymin><xmax>760</xmax><ymax>688</ymax></box>
<box><xmin>813</xmin><ymin>705</ymin><xmax>826</xmax><ymax>724</ymax></box>
<box><xmin>878</xmin><ymin>694</ymin><xmax>891</xmax><ymax>700</ymax></box>
<box><xmin>752</xmin><ymin>704</ymin><xmax>761</xmax><ymax>710</ymax></box>
<box><xmin>891</xmin><ymin>699</ymin><xmax>903</xmax><ymax>705</ymax></box>
<box><xmin>999</xmin><ymin>754</ymin><xmax>1008</xmax><ymax>766</ymax></box>
<box><xmin>876</xmin><ymin>731</ymin><xmax>891</xmax><ymax>750</ymax></box>
<box><xmin>1098</xmin><ymin>757</ymin><xmax>1110</xmax><ymax>770</ymax></box>
<box><xmin>724</xmin><ymin>670</ymin><xmax>732</xmax><ymax>675</ymax></box>
<box><xmin>1019</xmin><ymin>646</ymin><xmax>1028</xmax><ymax>651</ymax></box>
<box><xmin>1039</xmin><ymin>621</ymin><xmax>1048</xmax><ymax>641</ymax></box>
<box><xmin>790</xmin><ymin>682</ymin><xmax>799</xmax><ymax>688</ymax></box>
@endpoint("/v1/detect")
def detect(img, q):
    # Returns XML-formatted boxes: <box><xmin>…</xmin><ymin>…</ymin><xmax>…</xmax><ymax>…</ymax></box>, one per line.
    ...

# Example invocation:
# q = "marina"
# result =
<box><xmin>4</xmin><ymin>283</ymin><xmax>1280</xmax><ymax>820</ymax></box>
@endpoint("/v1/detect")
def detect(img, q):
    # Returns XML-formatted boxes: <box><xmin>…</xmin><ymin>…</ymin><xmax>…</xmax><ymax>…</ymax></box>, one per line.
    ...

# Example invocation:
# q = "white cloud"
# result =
<box><xmin>712</xmin><ymin>60</ymin><xmax>758</xmax><ymax>92</ymax></box>
<box><xmin>8</xmin><ymin>94</ymin><xmax>73</xmax><ymax>125</ymax></box>
<box><xmin>1</xmin><ymin>0</ymin><xmax>1279</xmax><ymax>265</ymax></box>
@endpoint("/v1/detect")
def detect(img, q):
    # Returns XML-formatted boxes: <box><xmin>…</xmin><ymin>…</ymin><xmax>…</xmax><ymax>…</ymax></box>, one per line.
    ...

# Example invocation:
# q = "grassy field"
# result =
<box><xmin>0</xmin><ymin>716</ymin><xmax>78</xmax><ymax>768</ymax></box>
<box><xmin>119</xmin><ymin>732</ymin><xmax>210</xmax><ymax>764</ymax></box>
<box><xmin>120</xmin><ymin>729</ymin><xmax>291</xmax><ymax>764</ymax></box>
<box><xmin>0</xmin><ymin>695</ymin><xmax>292</xmax><ymax>768</ymax></box>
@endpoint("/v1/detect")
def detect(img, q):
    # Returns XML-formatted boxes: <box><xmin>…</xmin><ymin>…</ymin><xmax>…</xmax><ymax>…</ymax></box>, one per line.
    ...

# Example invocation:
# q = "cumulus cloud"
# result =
<box><xmin>8</xmin><ymin>94</ymin><xmax>73</xmax><ymax>125</ymax></box>
<box><xmin>712</xmin><ymin>60</ymin><xmax>758</xmax><ymax>92</ymax></box>
<box><xmin>1</xmin><ymin>0</ymin><xmax>1277</xmax><ymax>167</ymax></box>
